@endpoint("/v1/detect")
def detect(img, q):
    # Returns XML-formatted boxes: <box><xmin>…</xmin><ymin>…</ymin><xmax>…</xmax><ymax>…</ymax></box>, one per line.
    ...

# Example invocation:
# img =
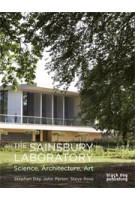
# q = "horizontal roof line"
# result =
<box><xmin>0</xmin><ymin>123</ymin><xmax>101</xmax><ymax>133</ymax></box>
<box><xmin>0</xmin><ymin>84</ymin><xmax>79</xmax><ymax>95</ymax></box>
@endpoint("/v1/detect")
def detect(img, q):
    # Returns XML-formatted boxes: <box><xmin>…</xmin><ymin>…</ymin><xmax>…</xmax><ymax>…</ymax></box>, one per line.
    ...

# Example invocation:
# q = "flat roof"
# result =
<box><xmin>0</xmin><ymin>123</ymin><xmax>101</xmax><ymax>133</ymax></box>
<box><xmin>0</xmin><ymin>84</ymin><xmax>79</xmax><ymax>96</ymax></box>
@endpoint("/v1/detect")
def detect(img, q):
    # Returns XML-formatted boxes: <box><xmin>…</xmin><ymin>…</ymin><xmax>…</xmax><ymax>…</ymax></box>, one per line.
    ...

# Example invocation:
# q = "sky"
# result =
<box><xmin>0</xmin><ymin>60</ymin><xmax>78</xmax><ymax>92</ymax></box>
<box><xmin>35</xmin><ymin>59</ymin><xmax>78</xmax><ymax>92</ymax></box>
<box><xmin>0</xmin><ymin>1</ymin><xmax>133</xmax><ymax>93</ymax></box>
<box><xmin>0</xmin><ymin>51</ymin><xmax>78</xmax><ymax>92</ymax></box>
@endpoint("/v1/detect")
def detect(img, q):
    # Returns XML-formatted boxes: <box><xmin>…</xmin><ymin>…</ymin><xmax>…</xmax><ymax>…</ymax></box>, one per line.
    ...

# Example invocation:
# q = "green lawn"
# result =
<box><xmin>0</xmin><ymin>151</ymin><xmax>135</xmax><ymax>188</ymax></box>
<box><xmin>0</xmin><ymin>151</ymin><xmax>134</xmax><ymax>165</ymax></box>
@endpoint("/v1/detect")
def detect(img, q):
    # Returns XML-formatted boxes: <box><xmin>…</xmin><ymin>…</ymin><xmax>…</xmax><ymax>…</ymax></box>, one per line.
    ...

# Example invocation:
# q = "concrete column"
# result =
<box><xmin>20</xmin><ymin>91</ymin><xmax>23</xmax><ymax>124</ymax></box>
<box><xmin>52</xmin><ymin>94</ymin><xmax>54</xmax><ymax>125</ymax></box>
<box><xmin>32</xmin><ymin>133</ymin><xmax>36</xmax><ymax>142</ymax></box>
<box><xmin>63</xmin><ymin>95</ymin><xmax>65</xmax><ymax>125</ymax></box>
<box><xmin>40</xmin><ymin>93</ymin><xmax>42</xmax><ymax>124</ymax></box>
<box><xmin>40</xmin><ymin>130</ymin><xmax>43</xmax><ymax>142</ymax></box>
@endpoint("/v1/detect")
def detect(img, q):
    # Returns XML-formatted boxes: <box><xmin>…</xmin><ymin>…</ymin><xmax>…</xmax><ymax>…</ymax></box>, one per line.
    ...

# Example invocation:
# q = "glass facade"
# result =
<box><xmin>42</xmin><ymin>94</ymin><xmax>52</xmax><ymax>124</ymax></box>
<box><xmin>23</xmin><ymin>92</ymin><xmax>40</xmax><ymax>123</ymax></box>
<box><xmin>0</xmin><ymin>90</ymin><xmax>7</xmax><ymax>114</ymax></box>
<box><xmin>42</xmin><ymin>94</ymin><xmax>52</xmax><ymax>118</ymax></box>
<box><xmin>23</xmin><ymin>92</ymin><xmax>40</xmax><ymax>116</ymax></box>
<box><xmin>0</xmin><ymin>90</ymin><xmax>81</xmax><ymax>126</ymax></box>
<box><xmin>53</xmin><ymin>95</ymin><xmax>63</xmax><ymax>125</ymax></box>
<box><xmin>65</xmin><ymin>96</ymin><xmax>74</xmax><ymax>119</ymax></box>
<box><xmin>0</xmin><ymin>90</ymin><xmax>7</xmax><ymax>122</ymax></box>
<box><xmin>22</xmin><ymin>92</ymin><xmax>76</xmax><ymax>125</ymax></box>
<box><xmin>65</xmin><ymin>96</ymin><xmax>75</xmax><ymax>125</ymax></box>
<box><xmin>23</xmin><ymin>92</ymin><xmax>34</xmax><ymax>116</ymax></box>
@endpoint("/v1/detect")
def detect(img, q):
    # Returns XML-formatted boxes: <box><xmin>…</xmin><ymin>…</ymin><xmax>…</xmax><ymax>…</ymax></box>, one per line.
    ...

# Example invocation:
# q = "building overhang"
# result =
<box><xmin>0</xmin><ymin>123</ymin><xmax>101</xmax><ymax>134</ymax></box>
<box><xmin>0</xmin><ymin>84</ymin><xmax>79</xmax><ymax>96</ymax></box>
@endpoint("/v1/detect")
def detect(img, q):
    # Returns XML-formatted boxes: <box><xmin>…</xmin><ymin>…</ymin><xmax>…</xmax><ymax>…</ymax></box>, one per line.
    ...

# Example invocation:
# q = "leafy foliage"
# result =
<box><xmin>0</xmin><ymin>129</ymin><xmax>8</xmax><ymax>135</ymax></box>
<box><xmin>0</xmin><ymin>13</ymin><xmax>40</xmax><ymax>89</ymax></box>
<box><xmin>0</xmin><ymin>129</ymin><xmax>8</xmax><ymax>142</ymax></box>
<box><xmin>25</xmin><ymin>130</ymin><xmax>39</xmax><ymax>135</ymax></box>
<box><xmin>51</xmin><ymin>132</ymin><xmax>66</xmax><ymax>141</ymax></box>
<box><xmin>31</xmin><ymin>12</ymin><xmax>134</xmax><ymax>144</ymax></box>
<box><xmin>75</xmin><ymin>132</ymin><xmax>89</xmax><ymax>141</ymax></box>
<box><xmin>0</xmin><ymin>13</ymin><xmax>134</xmax><ymax>143</ymax></box>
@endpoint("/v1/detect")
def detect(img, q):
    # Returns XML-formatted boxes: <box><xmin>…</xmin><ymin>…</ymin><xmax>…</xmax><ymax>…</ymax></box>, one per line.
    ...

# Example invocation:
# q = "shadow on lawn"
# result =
<box><xmin>0</xmin><ymin>162</ymin><xmax>135</xmax><ymax>188</ymax></box>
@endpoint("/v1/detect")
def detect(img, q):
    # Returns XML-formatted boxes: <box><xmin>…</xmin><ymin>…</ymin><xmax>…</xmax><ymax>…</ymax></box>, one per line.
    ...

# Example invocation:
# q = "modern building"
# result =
<box><xmin>0</xmin><ymin>84</ymin><xmax>101</xmax><ymax>142</ymax></box>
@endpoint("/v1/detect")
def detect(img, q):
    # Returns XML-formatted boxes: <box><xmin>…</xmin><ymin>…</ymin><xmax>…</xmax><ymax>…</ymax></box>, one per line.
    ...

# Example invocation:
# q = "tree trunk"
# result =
<box><xmin>122</xmin><ymin>130</ymin><xmax>127</xmax><ymax>146</ymax></box>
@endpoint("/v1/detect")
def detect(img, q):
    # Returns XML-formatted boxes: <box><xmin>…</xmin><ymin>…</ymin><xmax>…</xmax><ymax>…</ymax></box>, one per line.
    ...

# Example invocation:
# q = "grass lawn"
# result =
<box><xmin>0</xmin><ymin>151</ymin><xmax>135</xmax><ymax>188</ymax></box>
<box><xmin>0</xmin><ymin>151</ymin><xmax>135</xmax><ymax>165</ymax></box>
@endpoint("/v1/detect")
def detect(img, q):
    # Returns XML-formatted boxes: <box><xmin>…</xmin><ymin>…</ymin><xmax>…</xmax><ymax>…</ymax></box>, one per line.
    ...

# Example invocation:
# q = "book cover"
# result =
<box><xmin>0</xmin><ymin>140</ymin><xmax>135</xmax><ymax>188</ymax></box>
<box><xmin>0</xmin><ymin>12</ymin><xmax>134</xmax><ymax>188</ymax></box>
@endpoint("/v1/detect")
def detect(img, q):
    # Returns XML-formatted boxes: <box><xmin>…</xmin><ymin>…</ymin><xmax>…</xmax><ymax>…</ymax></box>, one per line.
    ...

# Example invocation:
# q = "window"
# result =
<box><xmin>0</xmin><ymin>90</ymin><xmax>7</xmax><ymax>114</ymax></box>
<box><xmin>23</xmin><ymin>92</ymin><xmax>34</xmax><ymax>116</ymax></box>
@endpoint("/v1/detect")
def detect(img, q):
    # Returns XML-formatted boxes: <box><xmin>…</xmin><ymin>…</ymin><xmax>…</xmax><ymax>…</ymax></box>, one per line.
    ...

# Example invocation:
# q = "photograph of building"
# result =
<box><xmin>0</xmin><ymin>11</ymin><xmax>134</xmax><ymax>190</ymax></box>
<box><xmin>0</xmin><ymin>84</ymin><xmax>101</xmax><ymax>142</ymax></box>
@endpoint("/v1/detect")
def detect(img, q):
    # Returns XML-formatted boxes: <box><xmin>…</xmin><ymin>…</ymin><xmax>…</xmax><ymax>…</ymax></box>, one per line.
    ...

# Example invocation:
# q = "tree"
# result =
<box><xmin>75</xmin><ymin>132</ymin><xmax>89</xmax><ymax>142</ymax></box>
<box><xmin>25</xmin><ymin>130</ymin><xmax>40</xmax><ymax>142</ymax></box>
<box><xmin>25</xmin><ymin>130</ymin><xmax>40</xmax><ymax>135</ymax></box>
<box><xmin>0</xmin><ymin>13</ymin><xmax>41</xmax><ymax>89</ymax></box>
<box><xmin>0</xmin><ymin>129</ymin><xmax>8</xmax><ymax>141</ymax></box>
<box><xmin>51</xmin><ymin>132</ymin><xmax>66</xmax><ymax>142</ymax></box>
<box><xmin>33</xmin><ymin>12</ymin><xmax>134</xmax><ymax>145</ymax></box>
<box><xmin>0</xmin><ymin>13</ymin><xmax>134</xmax><ymax>144</ymax></box>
